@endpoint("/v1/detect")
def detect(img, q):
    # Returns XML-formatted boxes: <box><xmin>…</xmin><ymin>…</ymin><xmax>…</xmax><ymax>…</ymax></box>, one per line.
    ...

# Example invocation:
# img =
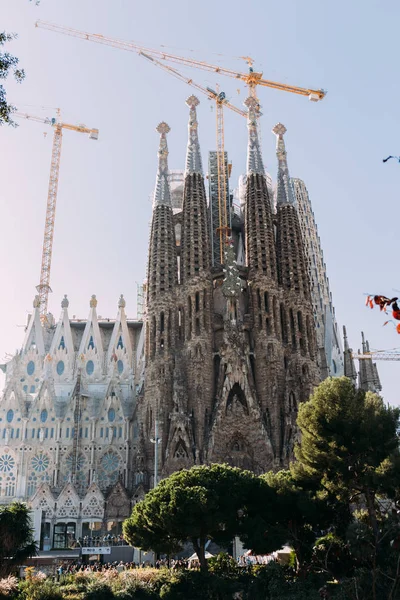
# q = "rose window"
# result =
<box><xmin>0</xmin><ymin>454</ymin><xmax>15</xmax><ymax>473</ymax></box>
<box><xmin>101</xmin><ymin>451</ymin><xmax>120</xmax><ymax>473</ymax></box>
<box><xmin>31</xmin><ymin>453</ymin><xmax>50</xmax><ymax>473</ymax></box>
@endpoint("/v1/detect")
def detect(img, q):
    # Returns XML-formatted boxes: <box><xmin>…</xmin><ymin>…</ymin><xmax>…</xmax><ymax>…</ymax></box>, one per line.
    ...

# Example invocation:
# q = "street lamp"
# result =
<box><xmin>150</xmin><ymin>419</ymin><xmax>161</xmax><ymax>488</ymax></box>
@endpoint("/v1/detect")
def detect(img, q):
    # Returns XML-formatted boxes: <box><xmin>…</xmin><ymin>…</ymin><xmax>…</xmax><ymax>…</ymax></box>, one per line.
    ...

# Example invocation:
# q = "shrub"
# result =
<box><xmin>208</xmin><ymin>552</ymin><xmax>239</xmax><ymax>578</ymax></box>
<box><xmin>159</xmin><ymin>570</ymin><xmax>239</xmax><ymax>600</ymax></box>
<box><xmin>19</xmin><ymin>580</ymin><xmax>64</xmax><ymax>600</ymax></box>
<box><xmin>0</xmin><ymin>576</ymin><xmax>18</xmax><ymax>599</ymax></box>
<box><xmin>82</xmin><ymin>580</ymin><xmax>114</xmax><ymax>600</ymax></box>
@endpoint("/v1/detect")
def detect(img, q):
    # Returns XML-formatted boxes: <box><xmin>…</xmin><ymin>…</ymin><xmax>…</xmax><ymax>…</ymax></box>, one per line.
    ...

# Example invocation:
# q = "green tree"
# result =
<box><xmin>0</xmin><ymin>32</ymin><xmax>25</xmax><ymax>125</ymax></box>
<box><xmin>263</xmin><ymin>469</ymin><xmax>349</xmax><ymax>572</ymax></box>
<box><xmin>1</xmin><ymin>2</ymin><xmax>39</xmax><ymax>125</ymax></box>
<box><xmin>293</xmin><ymin>376</ymin><xmax>400</xmax><ymax>599</ymax></box>
<box><xmin>123</xmin><ymin>464</ymin><xmax>283</xmax><ymax>571</ymax></box>
<box><xmin>294</xmin><ymin>377</ymin><xmax>400</xmax><ymax>531</ymax></box>
<box><xmin>0</xmin><ymin>501</ymin><xmax>37</xmax><ymax>576</ymax></box>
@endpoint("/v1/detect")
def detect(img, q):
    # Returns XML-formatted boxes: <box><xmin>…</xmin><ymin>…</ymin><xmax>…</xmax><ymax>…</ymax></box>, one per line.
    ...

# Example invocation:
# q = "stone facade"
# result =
<box><xmin>138</xmin><ymin>97</ymin><xmax>320</xmax><ymax>482</ymax></box>
<box><xmin>291</xmin><ymin>178</ymin><xmax>344</xmax><ymax>378</ymax></box>
<box><xmin>0</xmin><ymin>293</ymin><xmax>145</xmax><ymax>547</ymax></box>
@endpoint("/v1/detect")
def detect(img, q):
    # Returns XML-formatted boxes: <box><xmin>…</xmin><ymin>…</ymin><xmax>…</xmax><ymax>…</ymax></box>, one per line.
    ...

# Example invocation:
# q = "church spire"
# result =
<box><xmin>275</xmin><ymin>124</ymin><xmax>309</xmax><ymax>297</ymax></box>
<box><xmin>180</xmin><ymin>98</ymin><xmax>210</xmax><ymax>284</ymax></box>
<box><xmin>272</xmin><ymin>123</ymin><xmax>295</xmax><ymax>206</ymax></box>
<box><xmin>185</xmin><ymin>95</ymin><xmax>203</xmax><ymax>175</ymax></box>
<box><xmin>244</xmin><ymin>97</ymin><xmax>264</xmax><ymax>176</ymax></box>
<box><xmin>147</xmin><ymin>122</ymin><xmax>177</xmax><ymax>303</ymax></box>
<box><xmin>358</xmin><ymin>332</ymin><xmax>382</xmax><ymax>393</ymax></box>
<box><xmin>343</xmin><ymin>325</ymin><xmax>357</xmax><ymax>382</ymax></box>
<box><xmin>153</xmin><ymin>122</ymin><xmax>171</xmax><ymax>207</ymax></box>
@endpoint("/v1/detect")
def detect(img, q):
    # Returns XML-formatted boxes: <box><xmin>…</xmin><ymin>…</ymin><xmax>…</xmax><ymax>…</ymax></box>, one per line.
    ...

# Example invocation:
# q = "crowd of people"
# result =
<box><xmin>77</xmin><ymin>534</ymin><xmax>128</xmax><ymax>547</ymax></box>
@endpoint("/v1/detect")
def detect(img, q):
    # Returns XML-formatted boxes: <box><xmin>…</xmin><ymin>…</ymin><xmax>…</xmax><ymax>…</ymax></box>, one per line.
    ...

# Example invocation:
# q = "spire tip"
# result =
<box><xmin>186</xmin><ymin>95</ymin><xmax>200</xmax><ymax>108</ymax></box>
<box><xmin>156</xmin><ymin>122</ymin><xmax>170</xmax><ymax>135</ymax></box>
<box><xmin>272</xmin><ymin>122</ymin><xmax>287</xmax><ymax>137</ymax></box>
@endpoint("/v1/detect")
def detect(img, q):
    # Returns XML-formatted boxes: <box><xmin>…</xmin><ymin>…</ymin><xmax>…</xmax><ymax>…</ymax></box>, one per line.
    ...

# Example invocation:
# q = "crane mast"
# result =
<box><xmin>15</xmin><ymin>111</ymin><xmax>98</xmax><ymax>322</ymax></box>
<box><xmin>37</xmin><ymin>122</ymin><xmax>62</xmax><ymax>319</ymax></box>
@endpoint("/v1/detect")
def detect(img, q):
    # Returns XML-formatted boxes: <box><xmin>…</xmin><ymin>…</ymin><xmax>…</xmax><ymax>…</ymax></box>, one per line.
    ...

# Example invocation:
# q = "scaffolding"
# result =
<box><xmin>209</xmin><ymin>151</ymin><xmax>230</xmax><ymax>267</ymax></box>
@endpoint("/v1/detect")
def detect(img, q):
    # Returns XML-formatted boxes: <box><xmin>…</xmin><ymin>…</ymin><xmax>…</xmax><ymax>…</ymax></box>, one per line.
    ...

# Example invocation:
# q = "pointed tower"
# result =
<box><xmin>274</xmin><ymin>123</ymin><xmax>309</xmax><ymax>299</ymax></box>
<box><xmin>358</xmin><ymin>332</ymin><xmax>382</xmax><ymax>393</ymax></box>
<box><xmin>241</xmin><ymin>99</ymin><xmax>285</xmax><ymax>467</ymax></box>
<box><xmin>272</xmin><ymin>123</ymin><xmax>319</xmax><ymax>462</ymax></box>
<box><xmin>244</xmin><ymin>97</ymin><xmax>277</xmax><ymax>281</ymax></box>
<box><xmin>180</xmin><ymin>96</ymin><xmax>211</xmax><ymax>284</ymax></box>
<box><xmin>162</xmin><ymin>97</ymin><xmax>213</xmax><ymax>475</ymax></box>
<box><xmin>142</xmin><ymin>122</ymin><xmax>179</xmax><ymax>481</ymax></box>
<box><xmin>343</xmin><ymin>326</ymin><xmax>357</xmax><ymax>382</ymax></box>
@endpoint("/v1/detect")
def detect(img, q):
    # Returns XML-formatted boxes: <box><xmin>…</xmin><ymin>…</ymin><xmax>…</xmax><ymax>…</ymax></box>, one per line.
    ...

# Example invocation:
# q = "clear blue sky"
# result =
<box><xmin>1</xmin><ymin>0</ymin><xmax>399</xmax><ymax>404</ymax></box>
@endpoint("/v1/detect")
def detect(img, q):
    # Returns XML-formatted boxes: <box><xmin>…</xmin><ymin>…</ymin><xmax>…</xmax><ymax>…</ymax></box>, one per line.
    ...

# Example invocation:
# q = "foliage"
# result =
<box><xmin>0</xmin><ymin>32</ymin><xmax>25</xmax><ymax>126</ymax></box>
<box><xmin>0</xmin><ymin>503</ymin><xmax>37</xmax><ymax>577</ymax></box>
<box><xmin>1</xmin><ymin>2</ymin><xmax>39</xmax><ymax>126</ymax></box>
<box><xmin>208</xmin><ymin>552</ymin><xmax>239</xmax><ymax>578</ymax></box>
<box><xmin>82</xmin><ymin>580</ymin><xmax>114</xmax><ymax>600</ymax></box>
<box><xmin>19</xmin><ymin>578</ymin><xmax>63</xmax><ymax>600</ymax></box>
<box><xmin>158</xmin><ymin>570</ymin><xmax>239</xmax><ymax>600</ymax></box>
<box><xmin>293</xmin><ymin>376</ymin><xmax>400</xmax><ymax>599</ymax></box>
<box><xmin>0</xmin><ymin>576</ymin><xmax>18</xmax><ymax>599</ymax></box>
<box><xmin>124</xmin><ymin>464</ymin><xmax>282</xmax><ymax>571</ymax></box>
<box><xmin>294</xmin><ymin>377</ymin><xmax>400</xmax><ymax>509</ymax></box>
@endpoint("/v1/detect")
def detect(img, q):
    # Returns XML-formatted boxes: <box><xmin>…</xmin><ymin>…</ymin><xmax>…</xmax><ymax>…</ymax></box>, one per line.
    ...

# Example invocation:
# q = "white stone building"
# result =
<box><xmin>0</xmin><ymin>293</ymin><xmax>144</xmax><ymax>549</ymax></box>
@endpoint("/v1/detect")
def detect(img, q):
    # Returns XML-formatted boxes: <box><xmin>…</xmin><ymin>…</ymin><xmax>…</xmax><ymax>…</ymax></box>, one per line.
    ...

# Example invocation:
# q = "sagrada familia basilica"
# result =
<box><xmin>0</xmin><ymin>95</ymin><xmax>381</xmax><ymax>550</ymax></box>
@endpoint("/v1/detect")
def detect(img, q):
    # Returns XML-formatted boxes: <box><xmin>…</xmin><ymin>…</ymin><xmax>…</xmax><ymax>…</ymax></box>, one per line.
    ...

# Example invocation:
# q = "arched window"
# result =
<box><xmin>27</xmin><ymin>361</ymin><xmax>35</xmax><ymax>376</ymax></box>
<box><xmin>58</xmin><ymin>337</ymin><xmax>65</xmax><ymax>350</ymax></box>
<box><xmin>108</xmin><ymin>408</ymin><xmax>116</xmax><ymax>422</ymax></box>
<box><xmin>88</xmin><ymin>336</ymin><xmax>94</xmax><ymax>350</ymax></box>
<box><xmin>40</xmin><ymin>409</ymin><xmax>48</xmax><ymax>423</ymax></box>
<box><xmin>56</xmin><ymin>361</ymin><xmax>65</xmax><ymax>376</ymax></box>
<box><xmin>117</xmin><ymin>360</ymin><xmax>124</xmax><ymax>374</ymax></box>
<box><xmin>86</xmin><ymin>360</ymin><xmax>94</xmax><ymax>376</ymax></box>
<box><xmin>6</xmin><ymin>410</ymin><xmax>13</xmax><ymax>424</ymax></box>
<box><xmin>174</xmin><ymin>440</ymin><xmax>188</xmax><ymax>459</ymax></box>
<box><xmin>117</xmin><ymin>336</ymin><xmax>123</xmax><ymax>349</ymax></box>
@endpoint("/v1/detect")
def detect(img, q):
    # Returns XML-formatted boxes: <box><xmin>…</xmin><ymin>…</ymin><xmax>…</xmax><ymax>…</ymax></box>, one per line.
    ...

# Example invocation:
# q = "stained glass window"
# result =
<box><xmin>108</xmin><ymin>408</ymin><xmax>115</xmax><ymax>422</ymax></box>
<box><xmin>6</xmin><ymin>410</ymin><xmax>13</xmax><ymax>423</ymax></box>
<box><xmin>0</xmin><ymin>454</ymin><xmax>15</xmax><ymax>472</ymax></box>
<box><xmin>56</xmin><ymin>361</ymin><xmax>65</xmax><ymax>376</ymax></box>
<box><xmin>40</xmin><ymin>409</ymin><xmax>48</xmax><ymax>423</ymax></box>
<box><xmin>27</xmin><ymin>361</ymin><xmax>35</xmax><ymax>376</ymax></box>
<box><xmin>117</xmin><ymin>360</ymin><xmax>124</xmax><ymax>374</ymax></box>
<box><xmin>86</xmin><ymin>360</ymin><xmax>94</xmax><ymax>376</ymax></box>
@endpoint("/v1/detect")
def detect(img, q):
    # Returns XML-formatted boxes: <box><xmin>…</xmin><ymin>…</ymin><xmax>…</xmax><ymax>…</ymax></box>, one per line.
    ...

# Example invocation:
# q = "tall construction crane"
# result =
<box><xmin>35</xmin><ymin>21</ymin><xmax>327</xmax><ymax>102</ymax></box>
<box><xmin>15</xmin><ymin>111</ymin><xmax>98</xmax><ymax>323</ymax></box>
<box><xmin>36</xmin><ymin>21</ymin><xmax>325</xmax><ymax>262</ymax></box>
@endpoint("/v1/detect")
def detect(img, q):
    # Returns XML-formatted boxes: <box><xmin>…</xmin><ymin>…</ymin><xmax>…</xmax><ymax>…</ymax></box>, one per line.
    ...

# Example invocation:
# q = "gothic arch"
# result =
<box><xmin>174</xmin><ymin>438</ymin><xmax>188</xmax><ymax>459</ymax></box>
<box><xmin>226</xmin><ymin>383</ymin><xmax>248</xmax><ymax>416</ymax></box>
<box><xmin>224</xmin><ymin>433</ymin><xmax>254</xmax><ymax>471</ymax></box>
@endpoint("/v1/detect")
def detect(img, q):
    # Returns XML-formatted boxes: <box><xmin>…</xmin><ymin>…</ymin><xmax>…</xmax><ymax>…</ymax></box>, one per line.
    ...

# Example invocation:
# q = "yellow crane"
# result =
<box><xmin>35</xmin><ymin>21</ymin><xmax>325</xmax><ymax>262</ymax></box>
<box><xmin>15</xmin><ymin>110</ymin><xmax>98</xmax><ymax>322</ymax></box>
<box><xmin>35</xmin><ymin>21</ymin><xmax>327</xmax><ymax>102</ymax></box>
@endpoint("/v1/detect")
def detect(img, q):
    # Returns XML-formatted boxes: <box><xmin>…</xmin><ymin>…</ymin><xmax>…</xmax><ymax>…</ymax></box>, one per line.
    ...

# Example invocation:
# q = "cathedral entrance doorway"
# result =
<box><xmin>53</xmin><ymin>522</ymin><xmax>76</xmax><ymax>549</ymax></box>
